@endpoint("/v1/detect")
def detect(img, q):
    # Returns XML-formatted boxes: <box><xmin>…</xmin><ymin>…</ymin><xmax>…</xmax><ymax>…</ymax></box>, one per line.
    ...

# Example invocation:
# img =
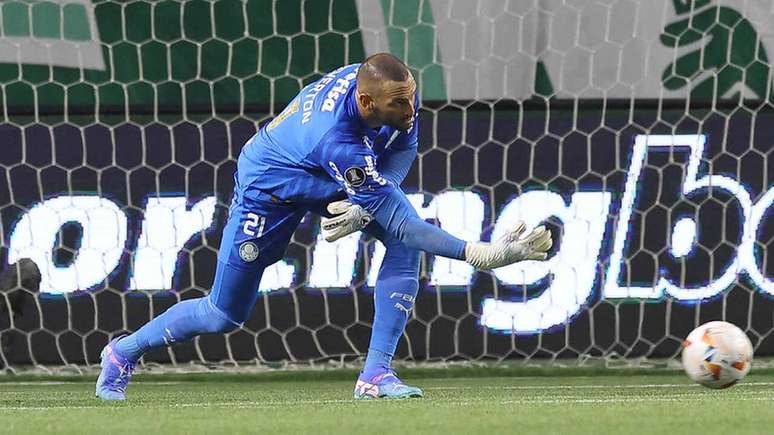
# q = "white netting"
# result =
<box><xmin>0</xmin><ymin>0</ymin><xmax>772</xmax><ymax>374</ymax></box>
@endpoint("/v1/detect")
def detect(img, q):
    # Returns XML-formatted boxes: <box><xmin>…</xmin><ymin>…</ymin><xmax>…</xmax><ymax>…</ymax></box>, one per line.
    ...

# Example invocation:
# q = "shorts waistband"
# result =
<box><xmin>258</xmin><ymin>190</ymin><xmax>293</xmax><ymax>204</ymax></box>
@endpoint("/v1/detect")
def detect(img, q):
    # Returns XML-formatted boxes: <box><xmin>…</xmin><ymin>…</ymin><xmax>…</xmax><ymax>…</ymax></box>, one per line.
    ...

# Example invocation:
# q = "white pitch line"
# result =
<box><xmin>2</xmin><ymin>392</ymin><xmax>774</xmax><ymax>411</ymax></box>
<box><xmin>0</xmin><ymin>381</ymin><xmax>723</xmax><ymax>390</ymax></box>
<box><xmin>425</xmin><ymin>382</ymin><xmax>774</xmax><ymax>391</ymax></box>
<box><xmin>0</xmin><ymin>381</ymin><xmax>183</xmax><ymax>386</ymax></box>
<box><xmin>495</xmin><ymin>396</ymin><xmax>774</xmax><ymax>405</ymax></box>
<box><xmin>0</xmin><ymin>400</ymin><xmax>359</xmax><ymax>412</ymax></box>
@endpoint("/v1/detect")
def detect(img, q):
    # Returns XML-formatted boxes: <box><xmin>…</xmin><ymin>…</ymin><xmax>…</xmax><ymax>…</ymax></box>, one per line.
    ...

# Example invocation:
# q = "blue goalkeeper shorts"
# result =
<box><xmin>217</xmin><ymin>186</ymin><xmax>307</xmax><ymax>272</ymax></box>
<box><xmin>206</xmin><ymin>186</ymin><xmax>305</xmax><ymax>323</ymax></box>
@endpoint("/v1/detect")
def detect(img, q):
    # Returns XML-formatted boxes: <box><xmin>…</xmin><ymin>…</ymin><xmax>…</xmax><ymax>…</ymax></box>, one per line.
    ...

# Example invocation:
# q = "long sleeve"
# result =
<box><xmin>369</xmin><ymin>187</ymin><xmax>465</xmax><ymax>259</ymax></box>
<box><xmin>378</xmin><ymin>145</ymin><xmax>416</xmax><ymax>186</ymax></box>
<box><xmin>376</xmin><ymin>93</ymin><xmax>420</xmax><ymax>186</ymax></box>
<box><xmin>319</xmin><ymin>138</ymin><xmax>465</xmax><ymax>260</ymax></box>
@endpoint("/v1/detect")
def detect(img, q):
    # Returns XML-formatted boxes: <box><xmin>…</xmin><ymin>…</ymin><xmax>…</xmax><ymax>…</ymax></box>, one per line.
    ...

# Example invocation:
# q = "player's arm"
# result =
<box><xmin>322</xmin><ymin>149</ymin><xmax>552</xmax><ymax>269</ymax></box>
<box><xmin>320</xmin><ymin>126</ymin><xmax>417</xmax><ymax>242</ymax></box>
<box><xmin>376</xmin><ymin>137</ymin><xmax>416</xmax><ymax>186</ymax></box>
<box><xmin>321</xmin><ymin>101</ymin><xmax>417</xmax><ymax>241</ymax></box>
<box><xmin>375</xmin><ymin>94</ymin><xmax>420</xmax><ymax>186</ymax></box>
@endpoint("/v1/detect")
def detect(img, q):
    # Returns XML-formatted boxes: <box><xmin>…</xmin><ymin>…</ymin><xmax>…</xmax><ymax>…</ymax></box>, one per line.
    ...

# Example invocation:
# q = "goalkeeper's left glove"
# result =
<box><xmin>320</xmin><ymin>200</ymin><xmax>373</xmax><ymax>242</ymax></box>
<box><xmin>464</xmin><ymin>221</ymin><xmax>552</xmax><ymax>269</ymax></box>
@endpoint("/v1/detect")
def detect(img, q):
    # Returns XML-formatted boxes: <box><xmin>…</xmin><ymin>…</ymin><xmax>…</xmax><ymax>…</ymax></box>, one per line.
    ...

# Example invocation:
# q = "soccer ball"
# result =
<box><xmin>681</xmin><ymin>321</ymin><xmax>753</xmax><ymax>389</ymax></box>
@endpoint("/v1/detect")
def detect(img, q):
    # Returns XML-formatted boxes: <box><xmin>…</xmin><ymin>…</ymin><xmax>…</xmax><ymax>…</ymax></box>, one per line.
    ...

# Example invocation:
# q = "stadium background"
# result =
<box><xmin>0</xmin><ymin>0</ymin><xmax>772</xmax><ymax>370</ymax></box>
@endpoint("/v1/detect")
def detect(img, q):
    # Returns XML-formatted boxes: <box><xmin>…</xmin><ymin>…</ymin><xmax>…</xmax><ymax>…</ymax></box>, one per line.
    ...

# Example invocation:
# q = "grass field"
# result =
<box><xmin>1</xmin><ymin>369</ymin><xmax>773</xmax><ymax>434</ymax></box>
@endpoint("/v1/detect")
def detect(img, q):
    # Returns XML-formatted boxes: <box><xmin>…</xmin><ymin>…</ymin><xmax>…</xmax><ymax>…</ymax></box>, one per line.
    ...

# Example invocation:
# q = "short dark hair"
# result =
<box><xmin>357</xmin><ymin>53</ymin><xmax>410</xmax><ymax>85</ymax></box>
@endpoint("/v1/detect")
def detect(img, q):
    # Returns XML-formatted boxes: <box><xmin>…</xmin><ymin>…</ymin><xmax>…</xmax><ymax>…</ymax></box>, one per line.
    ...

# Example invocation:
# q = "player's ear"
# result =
<box><xmin>357</xmin><ymin>90</ymin><xmax>374</xmax><ymax>110</ymax></box>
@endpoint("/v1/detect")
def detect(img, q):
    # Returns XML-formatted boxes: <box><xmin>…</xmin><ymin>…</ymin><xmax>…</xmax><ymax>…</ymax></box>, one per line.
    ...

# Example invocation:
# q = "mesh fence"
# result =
<box><xmin>0</xmin><ymin>0</ymin><xmax>773</xmax><ymax>372</ymax></box>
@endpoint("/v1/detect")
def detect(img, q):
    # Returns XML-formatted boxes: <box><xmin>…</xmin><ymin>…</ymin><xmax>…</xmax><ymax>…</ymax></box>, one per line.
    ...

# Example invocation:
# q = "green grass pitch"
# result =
<box><xmin>1</xmin><ymin>369</ymin><xmax>773</xmax><ymax>434</ymax></box>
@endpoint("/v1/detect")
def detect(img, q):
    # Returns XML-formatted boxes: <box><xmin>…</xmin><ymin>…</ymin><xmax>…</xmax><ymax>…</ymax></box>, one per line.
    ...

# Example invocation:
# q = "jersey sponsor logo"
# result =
<box><xmin>267</xmin><ymin>98</ymin><xmax>299</xmax><ymax>131</ymax></box>
<box><xmin>239</xmin><ymin>241</ymin><xmax>260</xmax><ymax>262</ymax></box>
<box><xmin>363</xmin><ymin>156</ymin><xmax>387</xmax><ymax>186</ymax></box>
<box><xmin>321</xmin><ymin>71</ymin><xmax>357</xmax><ymax>112</ymax></box>
<box><xmin>344</xmin><ymin>167</ymin><xmax>366</xmax><ymax>187</ymax></box>
<box><xmin>302</xmin><ymin>66</ymin><xmax>346</xmax><ymax>124</ymax></box>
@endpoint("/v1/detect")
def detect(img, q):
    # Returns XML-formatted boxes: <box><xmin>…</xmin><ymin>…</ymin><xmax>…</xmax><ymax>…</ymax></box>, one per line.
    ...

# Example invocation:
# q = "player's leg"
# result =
<box><xmin>354</xmin><ymin>222</ymin><xmax>423</xmax><ymax>399</ymax></box>
<box><xmin>111</xmin><ymin>261</ymin><xmax>262</xmax><ymax>361</ymax></box>
<box><xmin>96</xmin><ymin>192</ymin><xmax>305</xmax><ymax>400</ymax></box>
<box><xmin>95</xmin><ymin>259</ymin><xmax>265</xmax><ymax>400</ymax></box>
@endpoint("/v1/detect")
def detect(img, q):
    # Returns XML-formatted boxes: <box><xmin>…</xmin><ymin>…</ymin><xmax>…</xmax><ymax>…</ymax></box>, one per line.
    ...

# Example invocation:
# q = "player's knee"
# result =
<box><xmin>383</xmin><ymin>242</ymin><xmax>420</xmax><ymax>274</ymax></box>
<box><xmin>198</xmin><ymin>297</ymin><xmax>241</xmax><ymax>334</ymax></box>
<box><xmin>207</xmin><ymin>315</ymin><xmax>239</xmax><ymax>334</ymax></box>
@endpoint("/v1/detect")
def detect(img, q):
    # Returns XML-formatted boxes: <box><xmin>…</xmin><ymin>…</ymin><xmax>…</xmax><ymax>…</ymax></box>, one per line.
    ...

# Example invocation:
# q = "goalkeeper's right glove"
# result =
<box><xmin>320</xmin><ymin>200</ymin><xmax>373</xmax><ymax>242</ymax></box>
<box><xmin>464</xmin><ymin>222</ymin><xmax>552</xmax><ymax>270</ymax></box>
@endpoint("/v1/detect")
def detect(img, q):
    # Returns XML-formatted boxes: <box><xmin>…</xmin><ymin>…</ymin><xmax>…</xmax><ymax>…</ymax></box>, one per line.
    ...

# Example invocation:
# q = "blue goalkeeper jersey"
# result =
<box><xmin>234</xmin><ymin>63</ymin><xmax>466</xmax><ymax>261</ymax></box>
<box><xmin>237</xmin><ymin>63</ymin><xmax>418</xmax><ymax>208</ymax></box>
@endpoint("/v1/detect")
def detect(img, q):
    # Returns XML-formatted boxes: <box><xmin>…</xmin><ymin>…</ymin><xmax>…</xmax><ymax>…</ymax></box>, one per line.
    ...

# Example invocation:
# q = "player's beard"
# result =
<box><xmin>374</xmin><ymin>106</ymin><xmax>410</xmax><ymax>132</ymax></box>
<box><xmin>388</xmin><ymin>116</ymin><xmax>412</xmax><ymax>133</ymax></box>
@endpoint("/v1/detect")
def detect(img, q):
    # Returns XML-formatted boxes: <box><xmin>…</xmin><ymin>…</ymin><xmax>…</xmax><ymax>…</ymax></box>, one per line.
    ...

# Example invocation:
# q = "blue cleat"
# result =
<box><xmin>353</xmin><ymin>370</ymin><xmax>423</xmax><ymax>399</ymax></box>
<box><xmin>95</xmin><ymin>336</ymin><xmax>136</xmax><ymax>401</ymax></box>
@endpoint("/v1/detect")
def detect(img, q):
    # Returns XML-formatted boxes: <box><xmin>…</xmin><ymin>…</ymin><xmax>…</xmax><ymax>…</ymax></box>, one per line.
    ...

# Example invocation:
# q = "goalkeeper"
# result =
<box><xmin>96</xmin><ymin>53</ymin><xmax>552</xmax><ymax>400</ymax></box>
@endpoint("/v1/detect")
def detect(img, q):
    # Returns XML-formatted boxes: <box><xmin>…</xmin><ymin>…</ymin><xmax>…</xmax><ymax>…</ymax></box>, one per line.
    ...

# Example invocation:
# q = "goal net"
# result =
<box><xmin>1</xmin><ymin>0</ymin><xmax>772</xmax><ymax>373</ymax></box>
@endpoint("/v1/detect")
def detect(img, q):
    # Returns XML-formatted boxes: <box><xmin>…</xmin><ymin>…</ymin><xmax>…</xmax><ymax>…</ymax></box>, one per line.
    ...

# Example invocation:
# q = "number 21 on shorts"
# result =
<box><xmin>243</xmin><ymin>212</ymin><xmax>266</xmax><ymax>237</ymax></box>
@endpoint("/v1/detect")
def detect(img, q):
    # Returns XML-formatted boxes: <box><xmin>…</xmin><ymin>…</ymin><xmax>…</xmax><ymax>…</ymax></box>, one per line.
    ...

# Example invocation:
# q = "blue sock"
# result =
<box><xmin>362</xmin><ymin>243</ymin><xmax>420</xmax><ymax>378</ymax></box>
<box><xmin>115</xmin><ymin>261</ymin><xmax>264</xmax><ymax>361</ymax></box>
<box><xmin>363</xmin><ymin>348</ymin><xmax>392</xmax><ymax>377</ymax></box>
<box><xmin>115</xmin><ymin>297</ymin><xmax>239</xmax><ymax>361</ymax></box>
